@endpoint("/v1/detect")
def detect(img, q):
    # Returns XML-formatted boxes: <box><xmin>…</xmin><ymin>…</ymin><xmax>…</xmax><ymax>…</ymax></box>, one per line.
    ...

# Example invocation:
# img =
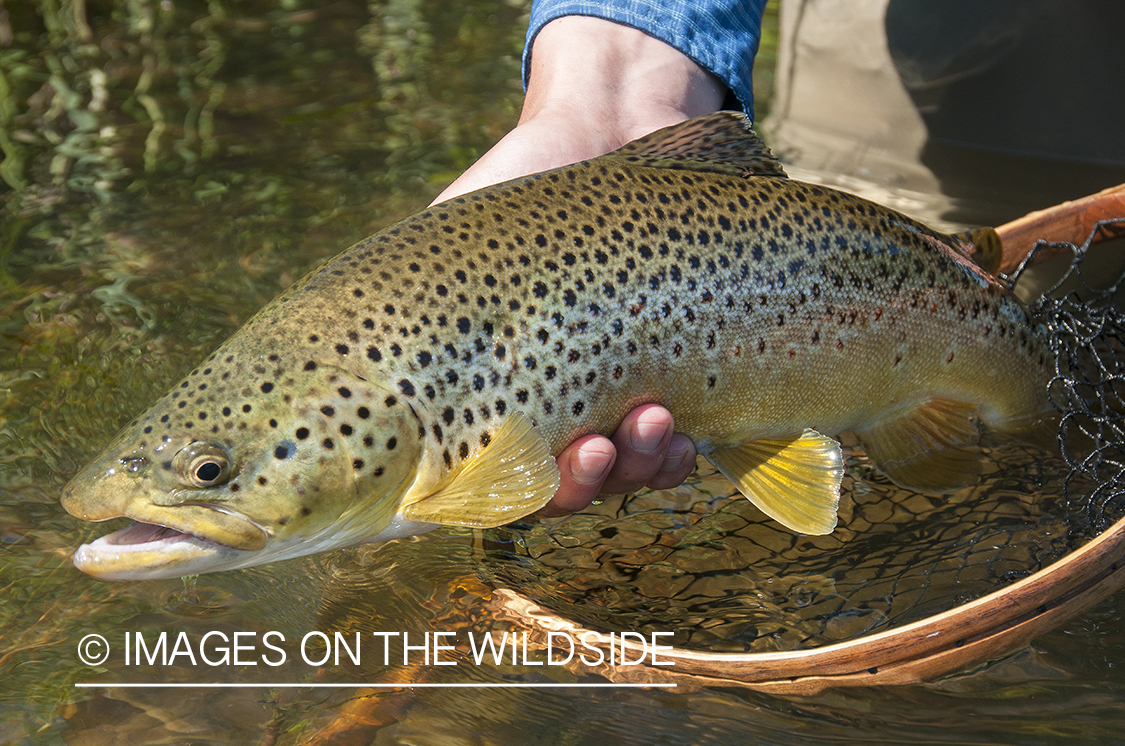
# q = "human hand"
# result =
<box><xmin>537</xmin><ymin>404</ymin><xmax>698</xmax><ymax>517</ymax></box>
<box><xmin>433</xmin><ymin>17</ymin><xmax>722</xmax><ymax>513</ymax></box>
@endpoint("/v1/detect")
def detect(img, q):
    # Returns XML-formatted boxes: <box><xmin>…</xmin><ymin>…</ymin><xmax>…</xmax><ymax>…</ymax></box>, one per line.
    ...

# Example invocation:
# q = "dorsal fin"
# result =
<box><xmin>608</xmin><ymin>111</ymin><xmax>788</xmax><ymax>178</ymax></box>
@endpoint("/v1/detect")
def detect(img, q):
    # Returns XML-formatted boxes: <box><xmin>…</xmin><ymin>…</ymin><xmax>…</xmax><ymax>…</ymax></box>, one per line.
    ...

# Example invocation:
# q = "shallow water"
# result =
<box><xmin>4</xmin><ymin>2</ymin><xmax>1125</xmax><ymax>745</ymax></box>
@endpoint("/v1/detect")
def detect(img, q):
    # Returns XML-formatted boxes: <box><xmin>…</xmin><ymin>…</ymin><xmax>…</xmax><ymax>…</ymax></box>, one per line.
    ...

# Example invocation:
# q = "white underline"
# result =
<box><xmin>74</xmin><ymin>682</ymin><xmax>676</xmax><ymax>689</ymax></box>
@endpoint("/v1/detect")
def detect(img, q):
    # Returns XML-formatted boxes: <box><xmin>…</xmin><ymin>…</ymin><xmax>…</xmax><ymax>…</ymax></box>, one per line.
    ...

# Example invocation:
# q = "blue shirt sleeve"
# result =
<box><xmin>522</xmin><ymin>0</ymin><xmax>768</xmax><ymax>120</ymax></box>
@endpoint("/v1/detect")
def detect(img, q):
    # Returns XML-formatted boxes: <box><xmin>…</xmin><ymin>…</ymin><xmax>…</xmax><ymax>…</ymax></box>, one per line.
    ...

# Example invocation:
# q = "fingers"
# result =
<box><xmin>538</xmin><ymin>405</ymin><xmax>698</xmax><ymax>517</ymax></box>
<box><xmin>599</xmin><ymin>403</ymin><xmax>677</xmax><ymax>494</ymax></box>
<box><xmin>646</xmin><ymin>433</ymin><xmax>698</xmax><ymax>490</ymax></box>
<box><xmin>538</xmin><ymin>434</ymin><xmax>616</xmax><ymax>517</ymax></box>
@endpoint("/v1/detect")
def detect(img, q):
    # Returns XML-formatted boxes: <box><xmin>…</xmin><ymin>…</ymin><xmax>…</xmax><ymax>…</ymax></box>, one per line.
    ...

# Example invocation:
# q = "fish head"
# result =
<box><xmin>62</xmin><ymin>359</ymin><xmax>427</xmax><ymax>579</ymax></box>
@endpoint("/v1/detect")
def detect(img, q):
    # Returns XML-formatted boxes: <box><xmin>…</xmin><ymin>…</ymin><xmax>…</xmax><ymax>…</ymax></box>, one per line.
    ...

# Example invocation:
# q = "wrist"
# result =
<box><xmin>521</xmin><ymin>17</ymin><xmax>725</xmax><ymax>149</ymax></box>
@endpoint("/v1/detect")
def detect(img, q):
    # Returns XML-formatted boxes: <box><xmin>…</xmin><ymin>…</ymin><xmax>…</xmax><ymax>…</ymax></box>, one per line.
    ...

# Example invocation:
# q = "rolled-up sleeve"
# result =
<box><xmin>522</xmin><ymin>0</ymin><xmax>768</xmax><ymax>119</ymax></box>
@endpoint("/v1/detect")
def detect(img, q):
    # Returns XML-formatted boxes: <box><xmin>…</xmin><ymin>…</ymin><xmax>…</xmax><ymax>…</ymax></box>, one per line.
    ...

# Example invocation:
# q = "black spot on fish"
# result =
<box><xmin>386</xmin><ymin>437</ymin><xmax>397</xmax><ymax>450</ymax></box>
<box><xmin>336</xmin><ymin>344</ymin><xmax>349</xmax><ymax>355</ymax></box>
<box><xmin>320</xmin><ymin>406</ymin><xmax>335</xmax><ymax>417</ymax></box>
<box><xmin>399</xmin><ymin>380</ymin><xmax>415</xmax><ymax>397</ymax></box>
<box><xmin>274</xmin><ymin>445</ymin><xmax>290</xmax><ymax>459</ymax></box>
<box><xmin>296</xmin><ymin>427</ymin><xmax>309</xmax><ymax>440</ymax></box>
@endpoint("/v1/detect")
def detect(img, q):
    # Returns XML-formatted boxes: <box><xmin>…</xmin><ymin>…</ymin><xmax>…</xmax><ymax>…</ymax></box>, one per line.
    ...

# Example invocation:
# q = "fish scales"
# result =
<box><xmin>62</xmin><ymin>113</ymin><xmax>1054</xmax><ymax>579</ymax></box>
<box><xmin>279</xmin><ymin>170</ymin><xmax>1036</xmax><ymax>457</ymax></box>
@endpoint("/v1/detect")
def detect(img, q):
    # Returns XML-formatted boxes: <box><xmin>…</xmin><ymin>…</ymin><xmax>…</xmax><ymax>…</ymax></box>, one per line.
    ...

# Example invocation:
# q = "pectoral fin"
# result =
<box><xmin>401</xmin><ymin>412</ymin><xmax>560</xmax><ymax>528</ymax></box>
<box><xmin>854</xmin><ymin>398</ymin><xmax>982</xmax><ymax>494</ymax></box>
<box><xmin>706</xmin><ymin>430</ymin><xmax>843</xmax><ymax>535</ymax></box>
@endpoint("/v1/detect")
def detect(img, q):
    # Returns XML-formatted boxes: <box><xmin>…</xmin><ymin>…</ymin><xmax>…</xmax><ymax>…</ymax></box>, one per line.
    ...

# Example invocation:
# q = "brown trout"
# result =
<box><xmin>62</xmin><ymin>113</ymin><xmax>1054</xmax><ymax>579</ymax></box>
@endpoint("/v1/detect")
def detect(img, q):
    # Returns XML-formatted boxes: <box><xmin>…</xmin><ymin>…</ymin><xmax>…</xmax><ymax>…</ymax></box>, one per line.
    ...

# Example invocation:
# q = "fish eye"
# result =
<box><xmin>193</xmin><ymin>459</ymin><xmax>224</xmax><ymax>484</ymax></box>
<box><xmin>173</xmin><ymin>442</ymin><xmax>232</xmax><ymax>488</ymax></box>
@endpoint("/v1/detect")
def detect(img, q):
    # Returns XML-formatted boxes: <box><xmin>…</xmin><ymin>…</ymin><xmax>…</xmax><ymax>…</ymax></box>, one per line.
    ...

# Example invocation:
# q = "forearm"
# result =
<box><xmin>432</xmin><ymin>18</ymin><xmax>725</xmax><ymax>203</ymax></box>
<box><xmin>523</xmin><ymin>0</ymin><xmax>767</xmax><ymax>117</ymax></box>
<box><xmin>520</xmin><ymin>16</ymin><xmax>726</xmax><ymax>146</ymax></box>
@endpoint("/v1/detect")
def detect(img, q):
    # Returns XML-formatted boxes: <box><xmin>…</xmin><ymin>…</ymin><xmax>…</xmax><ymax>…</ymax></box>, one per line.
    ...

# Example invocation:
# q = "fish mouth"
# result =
<box><xmin>93</xmin><ymin>520</ymin><xmax>204</xmax><ymax>547</ymax></box>
<box><xmin>71</xmin><ymin>507</ymin><xmax>270</xmax><ymax>581</ymax></box>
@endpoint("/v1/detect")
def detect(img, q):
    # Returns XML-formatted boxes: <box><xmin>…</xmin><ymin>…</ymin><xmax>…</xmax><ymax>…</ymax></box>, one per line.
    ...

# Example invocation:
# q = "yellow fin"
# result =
<box><xmin>855</xmin><ymin>399</ymin><xmax>983</xmax><ymax>494</ymax></box>
<box><xmin>401</xmin><ymin>412</ymin><xmax>560</xmax><ymax>528</ymax></box>
<box><xmin>706</xmin><ymin>430</ymin><xmax>843</xmax><ymax>535</ymax></box>
<box><xmin>953</xmin><ymin>227</ymin><xmax>1003</xmax><ymax>275</ymax></box>
<box><xmin>609</xmin><ymin>112</ymin><xmax>788</xmax><ymax>178</ymax></box>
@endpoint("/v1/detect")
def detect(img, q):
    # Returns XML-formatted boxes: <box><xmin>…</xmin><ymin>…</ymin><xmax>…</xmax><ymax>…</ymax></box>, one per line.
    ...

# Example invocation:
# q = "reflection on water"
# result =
<box><xmin>4</xmin><ymin>1</ymin><xmax>1125</xmax><ymax>745</ymax></box>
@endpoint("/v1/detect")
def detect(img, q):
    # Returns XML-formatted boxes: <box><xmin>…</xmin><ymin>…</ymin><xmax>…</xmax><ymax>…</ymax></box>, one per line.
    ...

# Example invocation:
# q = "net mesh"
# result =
<box><xmin>480</xmin><ymin>219</ymin><xmax>1125</xmax><ymax>654</ymax></box>
<box><xmin>1025</xmin><ymin>218</ymin><xmax>1125</xmax><ymax>527</ymax></box>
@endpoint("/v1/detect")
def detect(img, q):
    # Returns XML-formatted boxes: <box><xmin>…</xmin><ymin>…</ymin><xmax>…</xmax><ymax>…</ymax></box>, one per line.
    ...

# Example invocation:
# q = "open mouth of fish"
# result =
<box><xmin>80</xmin><ymin>520</ymin><xmax>219</xmax><ymax>552</ymax></box>
<box><xmin>71</xmin><ymin>509</ymin><xmax>269</xmax><ymax>580</ymax></box>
